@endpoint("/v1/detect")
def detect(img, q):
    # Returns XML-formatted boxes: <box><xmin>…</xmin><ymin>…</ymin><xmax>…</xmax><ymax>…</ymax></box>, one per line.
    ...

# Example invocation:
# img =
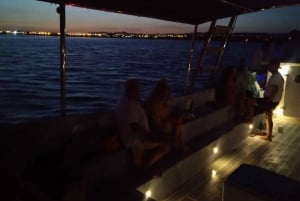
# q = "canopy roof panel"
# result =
<box><xmin>38</xmin><ymin>0</ymin><xmax>300</xmax><ymax>25</ymax></box>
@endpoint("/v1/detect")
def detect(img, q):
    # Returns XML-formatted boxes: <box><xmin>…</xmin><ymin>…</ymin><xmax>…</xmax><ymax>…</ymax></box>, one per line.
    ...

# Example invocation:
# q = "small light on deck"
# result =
<box><xmin>274</xmin><ymin>108</ymin><xmax>284</xmax><ymax>116</ymax></box>
<box><xmin>211</xmin><ymin>169</ymin><xmax>217</xmax><ymax>178</ymax></box>
<box><xmin>145</xmin><ymin>190</ymin><xmax>152</xmax><ymax>199</ymax></box>
<box><xmin>213</xmin><ymin>147</ymin><xmax>218</xmax><ymax>154</ymax></box>
<box><xmin>249</xmin><ymin>124</ymin><xmax>253</xmax><ymax>129</ymax></box>
<box><xmin>279</xmin><ymin>65</ymin><xmax>290</xmax><ymax>76</ymax></box>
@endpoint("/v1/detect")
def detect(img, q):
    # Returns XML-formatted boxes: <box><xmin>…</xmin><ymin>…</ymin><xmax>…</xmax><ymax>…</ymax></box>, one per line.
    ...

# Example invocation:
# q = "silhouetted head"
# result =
<box><xmin>268</xmin><ymin>58</ymin><xmax>281</xmax><ymax>72</ymax></box>
<box><xmin>148</xmin><ymin>78</ymin><xmax>170</xmax><ymax>103</ymax></box>
<box><xmin>222</xmin><ymin>65</ymin><xmax>237</xmax><ymax>81</ymax></box>
<box><xmin>238</xmin><ymin>57</ymin><xmax>247</xmax><ymax>72</ymax></box>
<box><xmin>124</xmin><ymin>79</ymin><xmax>140</xmax><ymax>99</ymax></box>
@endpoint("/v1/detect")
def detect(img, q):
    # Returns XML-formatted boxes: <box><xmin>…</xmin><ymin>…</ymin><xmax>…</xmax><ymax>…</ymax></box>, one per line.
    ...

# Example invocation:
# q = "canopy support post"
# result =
<box><xmin>57</xmin><ymin>3</ymin><xmax>66</xmax><ymax>116</ymax></box>
<box><xmin>184</xmin><ymin>24</ymin><xmax>198</xmax><ymax>94</ymax></box>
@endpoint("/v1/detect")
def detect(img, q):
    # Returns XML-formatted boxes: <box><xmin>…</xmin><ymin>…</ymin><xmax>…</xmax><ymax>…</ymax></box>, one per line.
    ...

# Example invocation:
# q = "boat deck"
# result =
<box><xmin>163</xmin><ymin>115</ymin><xmax>300</xmax><ymax>201</ymax></box>
<box><xmin>3</xmin><ymin>114</ymin><xmax>299</xmax><ymax>201</ymax></box>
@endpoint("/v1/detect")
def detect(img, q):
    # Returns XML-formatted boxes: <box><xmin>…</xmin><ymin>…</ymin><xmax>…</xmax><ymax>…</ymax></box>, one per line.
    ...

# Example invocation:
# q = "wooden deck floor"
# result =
<box><xmin>164</xmin><ymin>115</ymin><xmax>300</xmax><ymax>201</ymax></box>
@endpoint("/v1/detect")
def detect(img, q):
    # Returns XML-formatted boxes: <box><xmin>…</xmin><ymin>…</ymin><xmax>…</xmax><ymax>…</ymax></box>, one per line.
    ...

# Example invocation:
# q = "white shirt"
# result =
<box><xmin>264</xmin><ymin>71</ymin><xmax>284</xmax><ymax>103</ymax></box>
<box><xmin>114</xmin><ymin>95</ymin><xmax>150</xmax><ymax>147</ymax></box>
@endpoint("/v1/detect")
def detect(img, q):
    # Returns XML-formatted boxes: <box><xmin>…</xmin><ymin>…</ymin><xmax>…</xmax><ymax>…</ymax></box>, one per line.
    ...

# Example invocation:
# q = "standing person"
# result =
<box><xmin>236</xmin><ymin>58</ymin><xmax>259</xmax><ymax>98</ymax></box>
<box><xmin>217</xmin><ymin>66</ymin><xmax>239</xmax><ymax>106</ymax></box>
<box><xmin>252</xmin><ymin>41</ymin><xmax>271</xmax><ymax>90</ymax></box>
<box><xmin>255</xmin><ymin>59</ymin><xmax>284</xmax><ymax>141</ymax></box>
<box><xmin>235</xmin><ymin>58</ymin><xmax>259</xmax><ymax>122</ymax></box>
<box><xmin>114</xmin><ymin>79</ymin><xmax>171</xmax><ymax>169</ymax></box>
<box><xmin>216</xmin><ymin>65</ymin><xmax>245</xmax><ymax>120</ymax></box>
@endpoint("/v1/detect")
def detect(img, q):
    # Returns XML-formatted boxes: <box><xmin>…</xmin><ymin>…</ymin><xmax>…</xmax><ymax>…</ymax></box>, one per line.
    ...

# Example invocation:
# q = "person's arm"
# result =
<box><xmin>264</xmin><ymin>84</ymin><xmax>279</xmax><ymax>101</ymax></box>
<box><xmin>130</xmin><ymin>122</ymin><xmax>148</xmax><ymax>136</ymax></box>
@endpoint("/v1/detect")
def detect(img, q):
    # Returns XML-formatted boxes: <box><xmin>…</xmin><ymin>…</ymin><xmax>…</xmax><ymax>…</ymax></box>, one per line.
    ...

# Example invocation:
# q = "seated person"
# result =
<box><xmin>114</xmin><ymin>79</ymin><xmax>171</xmax><ymax>169</ymax></box>
<box><xmin>144</xmin><ymin>78</ymin><xmax>186</xmax><ymax>151</ymax></box>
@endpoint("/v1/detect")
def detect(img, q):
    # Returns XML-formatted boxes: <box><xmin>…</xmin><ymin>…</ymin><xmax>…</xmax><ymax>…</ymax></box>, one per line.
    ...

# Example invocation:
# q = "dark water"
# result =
<box><xmin>1</xmin><ymin>35</ymin><xmax>296</xmax><ymax>124</ymax></box>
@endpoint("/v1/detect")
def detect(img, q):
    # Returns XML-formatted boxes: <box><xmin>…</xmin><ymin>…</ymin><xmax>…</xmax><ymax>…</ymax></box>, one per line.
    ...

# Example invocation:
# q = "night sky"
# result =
<box><xmin>0</xmin><ymin>0</ymin><xmax>300</xmax><ymax>33</ymax></box>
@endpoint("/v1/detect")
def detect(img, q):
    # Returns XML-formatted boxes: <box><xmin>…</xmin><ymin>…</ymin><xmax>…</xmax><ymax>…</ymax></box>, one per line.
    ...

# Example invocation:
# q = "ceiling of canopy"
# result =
<box><xmin>38</xmin><ymin>0</ymin><xmax>300</xmax><ymax>25</ymax></box>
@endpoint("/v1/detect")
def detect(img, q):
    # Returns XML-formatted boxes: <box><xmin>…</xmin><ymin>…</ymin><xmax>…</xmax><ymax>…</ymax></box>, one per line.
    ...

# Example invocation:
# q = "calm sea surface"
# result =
<box><xmin>0</xmin><ymin>35</ymin><xmax>293</xmax><ymax>124</ymax></box>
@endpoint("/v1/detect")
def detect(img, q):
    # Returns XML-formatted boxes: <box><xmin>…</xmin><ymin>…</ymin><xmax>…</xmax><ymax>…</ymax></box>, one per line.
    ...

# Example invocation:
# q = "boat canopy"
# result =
<box><xmin>38</xmin><ymin>0</ymin><xmax>300</xmax><ymax>25</ymax></box>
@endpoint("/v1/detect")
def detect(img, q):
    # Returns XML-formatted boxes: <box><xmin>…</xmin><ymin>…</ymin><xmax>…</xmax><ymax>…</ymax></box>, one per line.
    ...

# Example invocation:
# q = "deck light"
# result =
<box><xmin>279</xmin><ymin>64</ymin><xmax>290</xmax><ymax>76</ymax></box>
<box><xmin>211</xmin><ymin>169</ymin><xmax>217</xmax><ymax>178</ymax></box>
<box><xmin>274</xmin><ymin>108</ymin><xmax>284</xmax><ymax>116</ymax></box>
<box><xmin>249</xmin><ymin>124</ymin><xmax>253</xmax><ymax>130</ymax></box>
<box><xmin>145</xmin><ymin>190</ymin><xmax>152</xmax><ymax>199</ymax></box>
<box><xmin>213</xmin><ymin>147</ymin><xmax>218</xmax><ymax>154</ymax></box>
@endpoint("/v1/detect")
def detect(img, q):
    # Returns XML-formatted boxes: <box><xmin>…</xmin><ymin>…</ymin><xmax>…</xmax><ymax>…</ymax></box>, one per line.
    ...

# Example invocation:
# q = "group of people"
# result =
<box><xmin>216</xmin><ymin>58</ymin><xmax>259</xmax><ymax>122</ymax></box>
<box><xmin>217</xmin><ymin>57</ymin><xmax>284</xmax><ymax>142</ymax></box>
<box><xmin>114</xmin><ymin>55</ymin><xmax>285</xmax><ymax>170</ymax></box>
<box><xmin>114</xmin><ymin>78</ymin><xmax>186</xmax><ymax>170</ymax></box>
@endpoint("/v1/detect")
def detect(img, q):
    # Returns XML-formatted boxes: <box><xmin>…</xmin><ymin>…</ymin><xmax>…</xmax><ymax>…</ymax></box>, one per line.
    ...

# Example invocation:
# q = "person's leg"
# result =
<box><xmin>254</xmin><ymin>98</ymin><xmax>266</xmax><ymax>115</ymax></box>
<box><xmin>250</xmin><ymin>98</ymin><xmax>265</xmax><ymax>135</ymax></box>
<box><xmin>173</xmin><ymin>120</ymin><xmax>184</xmax><ymax>149</ymax></box>
<box><xmin>260</xmin><ymin>110</ymin><xmax>273</xmax><ymax>141</ymax></box>
<box><xmin>130</xmin><ymin>146</ymin><xmax>144</xmax><ymax>169</ymax></box>
<box><xmin>242</xmin><ymin>97</ymin><xmax>255</xmax><ymax>122</ymax></box>
<box><xmin>239</xmin><ymin>93</ymin><xmax>248</xmax><ymax>120</ymax></box>
<box><xmin>144</xmin><ymin>143</ymin><xmax>171</xmax><ymax>169</ymax></box>
<box><xmin>130</xmin><ymin>138</ymin><xmax>160</xmax><ymax>169</ymax></box>
<box><xmin>267</xmin><ymin>110</ymin><xmax>274</xmax><ymax>137</ymax></box>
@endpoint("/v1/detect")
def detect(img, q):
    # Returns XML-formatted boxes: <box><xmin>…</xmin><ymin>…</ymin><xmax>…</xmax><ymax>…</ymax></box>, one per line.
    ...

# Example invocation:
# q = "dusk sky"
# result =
<box><xmin>1</xmin><ymin>0</ymin><xmax>300</xmax><ymax>33</ymax></box>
